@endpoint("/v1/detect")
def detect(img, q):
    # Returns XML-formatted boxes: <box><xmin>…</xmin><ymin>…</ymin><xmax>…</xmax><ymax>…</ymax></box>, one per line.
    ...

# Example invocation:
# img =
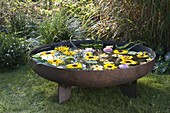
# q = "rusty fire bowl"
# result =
<box><xmin>29</xmin><ymin>40</ymin><xmax>156</xmax><ymax>88</ymax></box>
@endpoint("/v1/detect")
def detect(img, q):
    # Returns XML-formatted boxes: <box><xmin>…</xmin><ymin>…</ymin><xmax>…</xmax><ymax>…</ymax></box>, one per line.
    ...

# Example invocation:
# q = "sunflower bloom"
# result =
<box><xmin>137</xmin><ymin>52</ymin><xmax>149</xmax><ymax>58</ymax></box>
<box><xmin>39</xmin><ymin>51</ymin><xmax>55</xmax><ymax>60</ymax></box>
<box><xmin>63</xmin><ymin>51</ymin><xmax>76</xmax><ymax>56</ymax></box>
<box><xmin>104</xmin><ymin>63</ymin><xmax>117</xmax><ymax>70</ymax></box>
<box><xmin>119</xmin><ymin>55</ymin><xmax>133</xmax><ymax>60</ymax></box>
<box><xmin>120</xmin><ymin>60</ymin><xmax>137</xmax><ymax>65</ymax></box>
<box><xmin>66</xmin><ymin>63</ymin><xmax>82</xmax><ymax>69</ymax></box>
<box><xmin>55</xmin><ymin>46</ymin><xmax>69</xmax><ymax>53</ymax></box>
<box><xmin>47</xmin><ymin>59</ymin><xmax>64</xmax><ymax>66</ymax></box>
<box><xmin>113</xmin><ymin>50</ymin><xmax>128</xmax><ymax>54</ymax></box>
<box><xmin>85</xmin><ymin>56</ymin><xmax>99</xmax><ymax>61</ymax></box>
<box><xmin>84</xmin><ymin>52</ymin><xmax>93</xmax><ymax>56</ymax></box>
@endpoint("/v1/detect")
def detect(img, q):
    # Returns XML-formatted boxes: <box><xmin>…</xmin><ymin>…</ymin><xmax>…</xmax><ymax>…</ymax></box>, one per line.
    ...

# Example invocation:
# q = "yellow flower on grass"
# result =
<box><xmin>85</xmin><ymin>56</ymin><xmax>99</xmax><ymax>61</ymax></box>
<box><xmin>66</xmin><ymin>63</ymin><xmax>82</xmax><ymax>69</ymax></box>
<box><xmin>63</xmin><ymin>51</ymin><xmax>76</xmax><ymax>56</ymax></box>
<box><xmin>120</xmin><ymin>60</ymin><xmax>137</xmax><ymax>65</ymax></box>
<box><xmin>119</xmin><ymin>55</ymin><xmax>133</xmax><ymax>60</ymax></box>
<box><xmin>55</xmin><ymin>46</ymin><xmax>69</xmax><ymax>53</ymax></box>
<box><xmin>104</xmin><ymin>63</ymin><xmax>117</xmax><ymax>70</ymax></box>
<box><xmin>137</xmin><ymin>52</ymin><xmax>149</xmax><ymax>58</ymax></box>
<box><xmin>91</xmin><ymin>65</ymin><xmax>103</xmax><ymax>70</ymax></box>
<box><xmin>113</xmin><ymin>50</ymin><xmax>128</xmax><ymax>54</ymax></box>
<box><xmin>47</xmin><ymin>59</ymin><xmax>64</xmax><ymax>66</ymax></box>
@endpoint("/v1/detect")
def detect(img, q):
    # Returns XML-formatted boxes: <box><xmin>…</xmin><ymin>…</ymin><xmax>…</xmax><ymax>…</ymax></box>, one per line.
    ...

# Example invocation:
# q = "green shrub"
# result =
<box><xmin>39</xmin><ymin>8</ymin><xmax>79</xmax><ymax>44</ymax></box>
<box><xmin>0</xmin><ymin>33</ymin><xmax>28</xmax><ymax>72</ymax></box>
<box><xmin>10</xmin><ymin>13</ymin><xmax>39</xmax><ymax>39</ymax></box>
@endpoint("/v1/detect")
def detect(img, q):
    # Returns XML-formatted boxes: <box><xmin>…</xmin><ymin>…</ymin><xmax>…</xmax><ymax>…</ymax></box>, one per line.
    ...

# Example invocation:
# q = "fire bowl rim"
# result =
<box><xmin>29</xmin><ymin>40</ymin><xmax>156</xmax><ymax>72</ymax></box>
<box><xmin>29</xmin><ymin>40</ymin><xmax>156</xmax><ymax>87</ymax></box>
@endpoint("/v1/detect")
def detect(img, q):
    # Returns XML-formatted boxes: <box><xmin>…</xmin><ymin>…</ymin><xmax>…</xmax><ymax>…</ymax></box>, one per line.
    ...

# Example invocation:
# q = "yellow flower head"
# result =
<box><xmin>55</xmin><ymin>46</ymin><xmax>69</xmax><ymax>53</ymax></box>
<box><xmin>50</xmin><ymin>50</ymin><xmax>55</xmax><ymax>55</ymax></box>
<box><xmin>39</xmin><ymin>51</ymin><xmax>55</xmax><ymax>60</ymax></box>
<box><xmin>47</xmin><ymin>59</ymin><xmax>64</xmax><ymax>66</ymax></box>
<box><xmin>91</xmin><ymin>65</ymin><xmax>103</xmax><ymax>70</ymax></box>
<box><xmin>113</xmin><ymin>50</ymin><xmax>128</xmax><ymax>54</ymax></box>
<box><xmin>137</xmin><ymin>52</ymin><xmax>149</xmax><ymax>58</ymax></box>
<box><xmin>63</xmin><ymin>51</ymin><xmax>76</xmax><ymax>56</ymax></box>
<box><xmin>85</xmin><ymin>56</ymin><xmax>99</xmax><ymax>61</ymax></box>
<box><xmin>40</xmin><ymin>50</ymin><xmax>54</xmax><ymax>56</ymax></box>
<box><xmin>120</xmin><ymin>60</ymin><xmax>137</xmax><ymax>65</ymax></box>
<box><xmin>84</xmin><ymin>52</ymin><xmax>93</xmax><ymax>56</ymax></box>
<box><xmin>119</xmin><ymin>55</ymin><xmax>133</xmax><ymax>60</ymax></box>
<box><xmin>104</xmin><ymin>63</ymin><xmax>117</xmax><ymax>70</ymax></box>
<box><xmin>66</xmin><ymin>63</ymin><xmax>82</xmax><ymax>69</ymax></box>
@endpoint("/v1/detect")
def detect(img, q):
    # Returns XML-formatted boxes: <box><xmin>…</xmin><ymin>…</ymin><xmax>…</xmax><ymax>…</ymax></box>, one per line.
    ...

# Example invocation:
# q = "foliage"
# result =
<box><xmin>121</xmin><ymin>0</ymin><xmax>170</xmax><ymax>51</ymax></box>
<box><xmin>61</xmin><ymin>0</ymin><xmax>96</xmax><ymax>21</ymax></box>
<box><xmin>39</xmin><ymin>8</ymin><xmax>79</xmax><ymax>44</ymax></box>
<box><xmin>60</xmin><ymin>0</ymin><xmax>170</xmax><ymax>51</ymax></box>
<box><xmin>10</xmin><ymin>13</ymin><xmax>39</xmax><ymax>39</ymax></box>
<box><xmin>82</xmin><ymin>0</ymin><xmax>124</xmax><ymax>40</ymax></box>
<box><xmin>154</xmin><ymin>51</ymin><xmax>170</xmax><ymax>74</ymax></box>
<box><xmin>0</xmin><ymin>33</ymin><xmax>28</xmax><ymax>72</ymax></box>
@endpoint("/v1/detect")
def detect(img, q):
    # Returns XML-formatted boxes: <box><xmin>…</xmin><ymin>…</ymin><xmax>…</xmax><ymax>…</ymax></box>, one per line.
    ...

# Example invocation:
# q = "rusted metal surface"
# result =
<box><xmin>29</xmin><ymin>40</ymin><xmax>156</xmax><ymax>88</ymax></box>
<box><xmin>119</xmin><ymin>80</ymin><xmax>137</xmax><ymax>98</ymax></box>
<box><xmin>58</xmin><ymin>84</ymin><xmax>72</xmax><ymax>103</ymax></box>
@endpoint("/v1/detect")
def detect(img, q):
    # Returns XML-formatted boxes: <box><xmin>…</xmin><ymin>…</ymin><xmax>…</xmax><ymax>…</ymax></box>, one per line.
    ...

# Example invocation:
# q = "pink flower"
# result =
<box><xmin>103</xmin><ymin>47</ymin><xmax>113</xmax><ymax>53</ymax></box>
<box><xmin>118</xmin><ymin>64</ymin><xmax>129</xmax><ymax>69</ymax></box>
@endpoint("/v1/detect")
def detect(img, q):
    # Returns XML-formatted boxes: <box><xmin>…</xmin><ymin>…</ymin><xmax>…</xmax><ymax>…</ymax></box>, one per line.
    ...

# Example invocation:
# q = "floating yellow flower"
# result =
<box><xmin>120</xmin><ymin>60</ymin><xmax>137</xmax><ymax>65</ymax></box>
<box><xmin>146</xmin><ymin>57</ymin><xmax>153</xmax><ymax>62</ymax></box>
<box><xmin>39</xmin><ymin>52</ymin><xmax>47</xmax><ymax>56</ymax></box>
<box><xmin>113</xmin><ymin>50</ymin><xmax>128</xmax><ymax>54</ymax></box>
<box><xmin>137</xmin><ymin>52</ymin><xmax>149</xmax><ymax>58</ymax></box>
<box><xmin>39</xmin><ymin>51</ymin><xmax>55</xmax><ymax>60</ymax></box>
<box><xmin>91</xmin><ymin>65</ymin><xmax>103</xmax><ymax>70</ymax></box>
<box><xmin>84</xmin><ymin>52</ymin><xmax>93</xmax><ymax>56</ymax></box>
<box><xmin>47</xmin><ymin>59</ymin><xmax>64</xmax><ymax>66</ymax></box>
<box><xmin>40</xmin><ymin>51</ymin><xmax>54</xmax><ymax>55</ymax></box>
<box><xmin>63</xmin><ymin>51</ymin><xmax>76</xmax><ymax>56</ymax></box>
<box><xmin>104</xmin><ymin>63</ymin><xmax>117</xmax><ymax>70</ymax></box>
<box><xmin>55</xmin><ymin>46</ymin><xmax>69</xmax><ymax>53</ymax></box>
<box><xmin>66</xmin><ymin>63</ymin><xmax>82</xmax><ymax>69</ymax></box>
<box><xmin>85</xmin><ymin>56</ymin><xmax>99</xmax><ymax>61</ymax></box>
<box><xmin>50</xmin><ymin>50</ymin><xmax>55</xmax><ymax>55</ymax></box>
<box><xmin>119</xmin><ymin>55</ymin><xmax>133</xmax><ymax>60</ymax></box>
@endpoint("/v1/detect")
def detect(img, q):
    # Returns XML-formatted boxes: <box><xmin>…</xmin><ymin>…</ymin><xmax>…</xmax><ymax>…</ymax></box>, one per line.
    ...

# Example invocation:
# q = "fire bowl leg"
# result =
<box><xmin>119</xmin><ymin>80</ymin><xmax>137</xmax><ymax>98</ymax></box>
<box><xmin>58</xmin><ymin>84</ymin><xmax>72</xmax><ymax>103</ymax></box>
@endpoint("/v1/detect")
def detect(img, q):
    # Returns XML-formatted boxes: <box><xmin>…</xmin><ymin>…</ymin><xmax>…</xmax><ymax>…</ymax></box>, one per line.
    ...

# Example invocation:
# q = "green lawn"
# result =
<box><xmin>0</xmin><ymin>65</ymin><xmax>170</xmax><ymax>113</ymax></box>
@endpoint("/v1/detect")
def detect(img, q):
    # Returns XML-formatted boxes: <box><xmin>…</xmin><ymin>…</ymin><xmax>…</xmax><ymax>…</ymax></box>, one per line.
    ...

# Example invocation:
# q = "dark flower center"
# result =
<box><xmin>107</xmin><ymin>66</ymin><xmax>113</xmax><ymax>68</ymax></box>
<box><xmin>125</xmin><ymin>61</ymin><xmax>131</xmax><ymax>63</ymax></box>
<box><xmin>72</xmin><ymin>64</ymin><xmax>78</xmax><ymax>67</ymax></box>
<box><xmin>89</xmin><ymin>56</ymin><xmax>94</xmax><ymax>59</ymax></box>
